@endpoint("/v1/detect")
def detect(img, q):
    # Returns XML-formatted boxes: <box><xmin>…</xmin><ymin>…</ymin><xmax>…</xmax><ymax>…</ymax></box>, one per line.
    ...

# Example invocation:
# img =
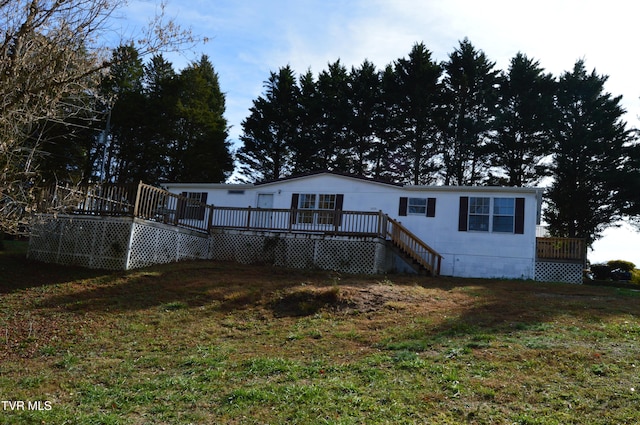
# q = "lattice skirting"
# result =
<box><xmin>127</xmin><ymin>219</ymin><xmax>211</xmax><ymax>269</ymax></box>
<box><xmin>210</xmin><ymin>230</ymin><xmax>387</xmax><ymax>275</ymax></box>
<box><xmin>535</xmin><ymin>260</ymin><xmax>584</xmax><ymax>284</ymax></box>
<box><xmin>29</xmin><ymin>215</ymin><xmax>211</xmax><ymax>270</ymax></box>
<box><xmin>29</xmin><ymin>215</ymin><xmax>133</xmax><ymax>270</ymax></box>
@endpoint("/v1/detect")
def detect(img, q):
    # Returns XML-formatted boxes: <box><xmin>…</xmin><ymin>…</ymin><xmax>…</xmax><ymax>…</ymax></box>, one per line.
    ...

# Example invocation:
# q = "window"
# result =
<box><xmin>459</xmin><ymin>196</ymin><xmax>525</xmax><ymax>234</ymax></box>
<box><xmin>317</xmin><ymin>194</ymin><xmax>337</xmax><ymax>224</ymax></box>
<box><xmin>298</xmin><ymin>194</ymin><xmax>317</xmax><ymax>223</ymax></box>
<box><xmin>399</xmin><ymin>197</ymin><xmax>436</xmax><ymax>217</ymax></box>
<box><xmin>408</xmin><ymin>198</ymin><xmax>427</xmax><ymax>215</ymax></box>
<box><xmin>179</xmin><ymin>192</ymin><xmax>208</xmax><ymax>220</ymax></box>
<box><xmin>291</xmin><ymin>193</ymin><xmax>343</xmax><ymax>225</ymax></box>
<box><xmin>468</xmin><ymin>197</ymin><xmax>490</xmax><ymax>231</ymax></box>
<box><xmin>493</xmin><ymin>198</ymin><xmax>515</xmax><ymax>233</ymax></box>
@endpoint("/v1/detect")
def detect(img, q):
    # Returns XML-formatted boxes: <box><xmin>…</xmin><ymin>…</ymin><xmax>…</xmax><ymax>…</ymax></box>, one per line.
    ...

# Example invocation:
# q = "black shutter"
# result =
<box><xmin>290</xmin><ymin>193</ymin><xmax>299</xmax><ymax>225</ymax></box>
<box><xmin>458</xmin><ymin>196</ymin><xmax>469</xmax><ymax>231</ymax></box>
<box><xmin>335</xmin><ymin>194</ymin><xmax>344</xmax><ymax>226</ymax></box>
<box><xmin>515</xmin><ymin>197</ymin><xmax>525</xmax><ymax>234</ymax></box>
<box><xmin>426</xmin><ymin>198</ymin><xmax>436</xmax><ymax>217</ymax></box>
<box><xmin>399</xmin><ymin>197</ymin><xmax>408</xmax><ymax>216</ymax></box>
<box><xmin>198</xmin><ymin>192</ymin><xmax>208</xmax><ymax>220</ymax></box>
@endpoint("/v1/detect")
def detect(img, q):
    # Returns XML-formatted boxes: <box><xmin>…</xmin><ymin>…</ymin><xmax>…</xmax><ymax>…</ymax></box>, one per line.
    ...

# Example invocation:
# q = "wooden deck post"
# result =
<box><xmin>133</xmin><ymin>180</ymin><xmax>143</xmax><ymax>217</ymax></box>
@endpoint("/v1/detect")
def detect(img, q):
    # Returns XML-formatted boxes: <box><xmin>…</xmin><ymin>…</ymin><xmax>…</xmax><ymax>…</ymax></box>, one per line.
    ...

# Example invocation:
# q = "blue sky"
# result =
<box><xmin>117</xmin><ymin>0</ymin><xmax>640</xmax><ymax>266</ymax></box>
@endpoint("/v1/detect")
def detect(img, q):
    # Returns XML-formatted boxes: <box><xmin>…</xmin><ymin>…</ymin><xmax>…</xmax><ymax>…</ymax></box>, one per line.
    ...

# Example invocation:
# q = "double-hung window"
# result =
<box><xmin>492</xmin><ymin>198</ymin><xmax>515</xmax><ymax>233</ymax></box>
<box><xmin>468</xmin><ymin>197</ymin><xmax>490</xmax><ymax>231</ymax></box>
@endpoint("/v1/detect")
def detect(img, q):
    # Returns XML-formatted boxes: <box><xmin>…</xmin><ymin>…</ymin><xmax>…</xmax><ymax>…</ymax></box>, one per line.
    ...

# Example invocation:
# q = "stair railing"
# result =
<box><xmin>383</xmin><ymin>214</ymin><xmax>442</xmax><ymax>276</ymax></box>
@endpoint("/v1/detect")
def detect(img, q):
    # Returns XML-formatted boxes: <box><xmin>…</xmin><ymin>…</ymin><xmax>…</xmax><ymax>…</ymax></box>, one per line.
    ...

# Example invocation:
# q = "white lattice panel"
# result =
<box><xmin>28</xmin><ymin>215</ymin><xmax>131</xmax><ymax>270</ymax></box>
<box><xmin>281</xmin><ymin>237</ymin><xmax>315</xmax><ymax>269</ymax></box>
<box><xmin>127</xmin><ymin>220</ymin><xmax>210</xmax><ymax>269</ymax></box>
<box><xmin>535</xmin><ymin>261</ymin><xmax>584</xmax><ymax>284</ymax></box>
<box><xmin>208</xmin><ymin>230</ymin><xmax>385</xmax><ymax>274</ymax></box>
<box><xmin>314</xmin><ymin>239</ymin><xmax>378</xmax><ymax>274</ymax></box>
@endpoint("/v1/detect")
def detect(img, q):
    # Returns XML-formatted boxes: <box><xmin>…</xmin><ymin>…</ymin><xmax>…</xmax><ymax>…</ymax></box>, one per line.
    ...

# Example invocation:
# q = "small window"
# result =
<box><xmin>228</xmin><ymin>189</ymin><xmax>245</xmax><ymax>195</ymax></box>
<box><xmin>468</xmin><ymin>197</ymin><xmax>490</xmax><ymax>231</ymax></box>
<box><xmin>408</xmin><ymin>198</ymin><xmax>427</xmax><ymax>215</ymax></box>
<box><xmin>399</xmin><ymin>197</ymin><xmax>436</xmax><ymax>217</ymax></box>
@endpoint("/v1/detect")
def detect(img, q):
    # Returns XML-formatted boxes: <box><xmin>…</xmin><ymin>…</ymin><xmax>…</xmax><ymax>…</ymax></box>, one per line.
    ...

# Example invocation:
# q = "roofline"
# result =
<box><xmin>254</xmin><ymin>170</ymin><xmax>404</xmax><ymax>187</ymax></box>
<box><xmin>404</xmin><ymin>185</ymin><xmax>544</xmax><ymax>194</ymax></box>
<box><xmin>163</xmin><ymin>171</ymin><xmax>544</xmax><ymax>195</ymax></box>
<box><xmin>162</xmin><ymin>182</ymin><xmax>254</xmax><ymax>190</ymax></box>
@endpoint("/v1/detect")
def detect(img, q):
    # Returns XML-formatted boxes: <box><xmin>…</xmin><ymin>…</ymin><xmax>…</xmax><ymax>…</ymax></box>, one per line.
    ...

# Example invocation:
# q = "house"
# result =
<box><xmin>163</xmin><ymin>171</ymin><xmax>546</xmax><ymax>280</ymax></box>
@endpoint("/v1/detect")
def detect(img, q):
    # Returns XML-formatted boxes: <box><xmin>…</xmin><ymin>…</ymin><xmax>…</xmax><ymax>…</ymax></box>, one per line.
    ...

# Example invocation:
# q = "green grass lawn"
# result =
<box><xmin>2</xmin><ymin>241</ymin><xmax>640</xmax><ymax>424</ymax></box>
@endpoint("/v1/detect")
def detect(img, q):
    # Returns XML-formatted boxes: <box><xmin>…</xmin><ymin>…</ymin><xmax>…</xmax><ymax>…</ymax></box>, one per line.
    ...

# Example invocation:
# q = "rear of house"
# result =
<box><xmin>164</xmin><ymin>172</ymin><xmax>544</xmax><ymax>279</ymax></box>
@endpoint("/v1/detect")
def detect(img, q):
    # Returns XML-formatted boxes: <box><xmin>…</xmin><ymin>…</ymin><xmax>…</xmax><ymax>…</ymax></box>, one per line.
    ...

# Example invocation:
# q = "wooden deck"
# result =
<box><xmin>536</xmin><ymin>237</ymin><xmax>586</xmax><ymax>264</ymax></box>
<box><xmin>38</xmin><ymin>182</ymin><xmax>444</xmax><ymax>275</ymax></box>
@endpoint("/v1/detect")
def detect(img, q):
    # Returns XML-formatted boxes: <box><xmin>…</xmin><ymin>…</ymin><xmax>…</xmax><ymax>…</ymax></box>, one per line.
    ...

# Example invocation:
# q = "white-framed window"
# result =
<box><xmin>468</xmin><ymin>197</ymin><xmax>490</xmax><ymax>231</ymax></box>
<box><xmin>492</xmin><ymin>198</ymin><xmax>515</xmax><ymax>233</ymax></box>
<box><xmin>458</xmin><ymin>196</ymin><xmax>526</xmax><ymax>235</ymax></box>
<box><xmin>462</xmin><ymin>196</ymin><xmax>520</xmax><ymax>233</ymax></box>
<box><xmin>296</xmin><ymin>193</ymin><xmax>339</xmax><ymax>225</ymax></box>
<box><xmin>408</xmin><ymin>198</ymin><xmax>427</xmax><ymax>215</ymax></box>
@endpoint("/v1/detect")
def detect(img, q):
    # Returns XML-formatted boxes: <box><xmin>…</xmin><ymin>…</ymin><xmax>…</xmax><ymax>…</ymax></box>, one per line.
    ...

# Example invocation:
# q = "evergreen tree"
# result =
<box><xmin>293</xmin><ymin>69</ymin><xmax>322</xmax><ymax>174</ymax></box>
<box><xmin>440</xmin><ymin>38</ymin><xmax>499</xmax><ymax>185</ymax></box>
<box><xmin>172</xmin><ymin>55</ymin><xmax>232</xmax><ymax>182</ymax></box>
<box><xmin>371</xmin><ymin>64</ymin><xmax>403</xmax><ymax>181</ymax></box>
<box><xmin>100</xmin><ymin>44</ymin><xmax>146</xmax><ymax>183</ymax></box>
<box><xmin>143</xmin><ymin>54</ymin><xmax>178</xmax><ymax>184</ymax></box>
<box><xmin>490</xmin><ymin>53</ymin><xmax>556</xmax><ymax>186</ymax></box>
<box><xmin>391</xmin><ymin>42</ymin><xmax>442</xmax><ymax>185</ymax></box>
<box><xmin>315</xmin><ymin>60</ymin><xmax>351</xmax><ymax>172</ymax></box>
<box><xmin>345</xmin><ymin>60</ymin><xmax>381</xmax><ymax>176</ymax></box>
<box><xmin>237</xmin><ymin>65</ymin><xmax>300</xmax><ymax>181</ymax></box>
<box><xmin>544</xmin><ymin>60</ymin><xmax>633</xmax><ymax>245</ymax></box>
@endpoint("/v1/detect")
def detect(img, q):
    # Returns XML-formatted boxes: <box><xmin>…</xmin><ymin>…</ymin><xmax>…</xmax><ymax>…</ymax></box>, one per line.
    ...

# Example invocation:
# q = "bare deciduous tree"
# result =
<box><xmin>0</xmin><ymin>0</ymin><xmax>196</xmax><ymax>236</ymax></box>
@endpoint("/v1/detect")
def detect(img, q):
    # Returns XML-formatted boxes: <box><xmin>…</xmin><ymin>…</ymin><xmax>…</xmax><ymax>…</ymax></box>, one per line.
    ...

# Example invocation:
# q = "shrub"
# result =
<box><xmin>607</xmin><ymin>260</ymin><xmax>636</xmax><ymax>272</ymax></box>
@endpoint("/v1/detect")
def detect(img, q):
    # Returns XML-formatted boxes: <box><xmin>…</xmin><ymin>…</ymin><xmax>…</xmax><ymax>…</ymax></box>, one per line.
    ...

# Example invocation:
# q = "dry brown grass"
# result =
<box><xmin>2</xmin><ymin>242</ymin><xmax>640</xmax><ymax>424</ymax></box>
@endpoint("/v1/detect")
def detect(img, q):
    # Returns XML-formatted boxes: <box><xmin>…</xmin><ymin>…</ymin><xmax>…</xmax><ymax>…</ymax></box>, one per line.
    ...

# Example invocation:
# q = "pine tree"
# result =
<box><xmin>440</xmin><ymin>38</ymin><xmax>499</xmax><ymax>185</ymax></box>
<box><xmin>544</xmin><ymin>60</ymin><xmax>633</xmax><ymax>245</ymax></box>
<box><xmin>100</xmin><ymin>44</ymin><xmax>146</xmax><ymax>183</ymax></box>
<box><xmin>237</xmin><ymin>66</ymin><xmax>300</xmax><ymax>181</ymax></box>
<box><xmin>391</xmin><ymin>42</ymin><xmax>442</xmax><ymax>185</ymax></box>
<box><xmin>143</xmin><ymin>54</ymin><xmax>178</xmax><ymax>184</ymax></box>
<box><xmin>490</xmin><ymin>53</ymin><xmax>556</xmax><ymax>186</ymax></box>
<box><xmin>344</xmin><ymin>60</ymin><xmax>381</xmax><ymax>176</ymax></box>
<box><xmin>172</xmin><ymin>55</ymin><xmax>232</xmax><ymax>183</ymax></box>
<box><xmin>315</xmin><ymin>60</ymin><xmax>351</xmax><ymax>172</ymax></box>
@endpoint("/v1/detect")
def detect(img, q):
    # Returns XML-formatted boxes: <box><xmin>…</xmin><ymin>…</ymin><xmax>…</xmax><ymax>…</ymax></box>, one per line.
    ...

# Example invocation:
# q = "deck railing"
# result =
<box><xmin>536</xmin><ymin>237</ymin><xmax>586</xmax><ymax>263</ymax></box>
<box><xmin>39</xmin><ymin>183</ymin><xmax>138</xmax><ymax>216</ymax></box>
<box><xmin>38</xmin><ymin>182</ymin><xmax>213</xmax><ymax>233</ymax></box>
<box><xmin>209</xmin><ymin>206</ymin><xmax>381</xmax><ymax>236</ymax></box>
